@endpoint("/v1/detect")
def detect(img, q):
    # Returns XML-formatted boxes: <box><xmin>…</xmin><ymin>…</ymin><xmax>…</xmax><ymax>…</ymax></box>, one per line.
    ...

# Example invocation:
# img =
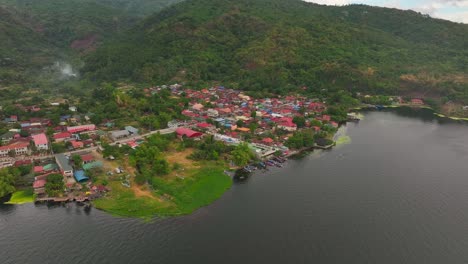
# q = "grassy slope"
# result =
<box><xmin>93</xmin><ymin>164</ymin><xmax>232</xmax><ymax>219</ymax></box>
<box><xmin>6</xmin><ymin>189</ymin><xmax>35</xmax><ymax>204</ymax></box>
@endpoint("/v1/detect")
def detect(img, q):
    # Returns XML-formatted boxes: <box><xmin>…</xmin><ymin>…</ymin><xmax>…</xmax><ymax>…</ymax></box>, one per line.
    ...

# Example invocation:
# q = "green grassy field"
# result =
<box><xmin>93</xmin><ymin>164</ymin><xmax>232</xmax><ymax>219</ymax></box>
<box><xmin>6</xmin><ymin>189</ymin><xmax>35</xmax><ymax>204</ymax></box>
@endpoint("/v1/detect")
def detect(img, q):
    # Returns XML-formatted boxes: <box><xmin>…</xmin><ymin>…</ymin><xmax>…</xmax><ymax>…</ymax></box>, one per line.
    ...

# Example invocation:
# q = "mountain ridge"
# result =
<box><xmin>82</xmin><ymin>0</ymin><xmax>468</xmax><ymax>102</ymax></box>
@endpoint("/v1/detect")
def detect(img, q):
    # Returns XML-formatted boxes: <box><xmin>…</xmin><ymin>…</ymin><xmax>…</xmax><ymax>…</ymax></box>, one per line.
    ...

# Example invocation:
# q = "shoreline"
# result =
<box><xmin>351</xmin><ymin>104</ymin><xmax>468</xmax><ymax>122</ymax></box>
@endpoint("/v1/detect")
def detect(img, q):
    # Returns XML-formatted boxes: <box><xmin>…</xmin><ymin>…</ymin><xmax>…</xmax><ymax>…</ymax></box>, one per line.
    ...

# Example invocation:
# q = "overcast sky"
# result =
<box><xmin>305</xmin><ymin>0</ymin><xmax>468</xmax><ymax>23</ymax></box>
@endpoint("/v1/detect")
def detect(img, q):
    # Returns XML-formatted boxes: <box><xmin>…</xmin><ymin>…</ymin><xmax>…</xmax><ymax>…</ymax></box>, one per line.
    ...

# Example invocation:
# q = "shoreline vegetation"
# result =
<box><xmin>352</xmin><ymin>104</ymin><xmax>468</xmax><ymax>122</ymax></box>
<box><xmin>92</xmin><ymin>162</ymin><xmax>232</xmax><ymax>219</ymax></box>
<box><xmin>6</xmin><ymin>189</ymin><xmax>35</xmax><ymax>204</ymax></box>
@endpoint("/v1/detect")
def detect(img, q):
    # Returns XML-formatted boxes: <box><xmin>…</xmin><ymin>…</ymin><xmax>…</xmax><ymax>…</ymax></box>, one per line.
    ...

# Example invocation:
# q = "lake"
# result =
<box><xmin>2</xmin><ymin>109</ymin><xmax>468</xmax><ymax>264</ymax></box>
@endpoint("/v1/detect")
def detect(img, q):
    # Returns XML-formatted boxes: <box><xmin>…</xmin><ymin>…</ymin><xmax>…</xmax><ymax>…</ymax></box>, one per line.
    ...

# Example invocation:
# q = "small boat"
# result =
<box><xmin>273</xmin><ymin>157</ymin><xmax>285</xmax><ymax>163</ymax></box>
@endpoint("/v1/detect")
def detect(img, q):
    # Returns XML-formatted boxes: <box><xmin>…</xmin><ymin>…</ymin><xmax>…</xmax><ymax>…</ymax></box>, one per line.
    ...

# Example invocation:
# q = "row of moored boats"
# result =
<box><xmin>242</xmin><ymin>156</ymin><xmax>288</xmax><ymax>173</ymax></box>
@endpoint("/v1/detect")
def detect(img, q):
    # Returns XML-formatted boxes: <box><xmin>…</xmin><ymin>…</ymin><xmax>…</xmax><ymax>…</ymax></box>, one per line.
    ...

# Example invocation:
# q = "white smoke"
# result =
<box><xmin>54</xmin><ymin>61</ymin><xmax>78</xmax><ymax>78</ymax></box>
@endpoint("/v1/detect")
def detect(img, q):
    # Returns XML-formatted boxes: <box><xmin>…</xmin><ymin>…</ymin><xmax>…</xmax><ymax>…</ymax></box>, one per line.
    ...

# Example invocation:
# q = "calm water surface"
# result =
<box><xmin>2</xmin><ymin>109</ymin><xmax>468</xmax><ymax>264</ymax></box>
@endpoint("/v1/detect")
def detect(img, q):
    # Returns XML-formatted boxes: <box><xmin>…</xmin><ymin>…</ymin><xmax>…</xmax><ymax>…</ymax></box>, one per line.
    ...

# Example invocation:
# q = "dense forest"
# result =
<box><xmin>82</xmin><ymin>0</ymin><xmax>468</xmax><ymax>102</ymax></box>
<box><xmin>1</xmin><ymin>0</ymin><xmax>468</xmax><ymax>103</ymax></box>
<box><xmin>0</xmin><ymin>0</ymin><xmax>181</xmax><ymax>85</ymax></box>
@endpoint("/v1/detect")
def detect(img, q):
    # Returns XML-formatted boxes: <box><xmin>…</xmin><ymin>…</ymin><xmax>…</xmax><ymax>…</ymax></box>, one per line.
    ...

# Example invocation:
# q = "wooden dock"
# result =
<box><xmin>35</xmin><ymin>197</ymin><xmax>70</xmax><ymax>203</ymax></box>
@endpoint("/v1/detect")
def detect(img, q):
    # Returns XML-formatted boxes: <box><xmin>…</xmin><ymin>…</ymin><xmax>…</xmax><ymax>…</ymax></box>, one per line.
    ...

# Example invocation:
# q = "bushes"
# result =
<box><xmin>286</xmin><ymin>129</ymin><xmax>315</xmax><ymax>150</ymax></box>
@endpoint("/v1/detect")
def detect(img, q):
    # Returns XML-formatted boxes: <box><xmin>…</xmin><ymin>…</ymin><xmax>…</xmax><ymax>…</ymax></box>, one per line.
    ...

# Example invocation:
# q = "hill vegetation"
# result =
<box><xmin>0</xmin><ymin>0</ymin><xmax>181</xmax><ymax>86</ymax></box>
<box><xmin>82</xmin><ymin>0</ymin><xmax>468</xmax><ymax>102</ymax></box>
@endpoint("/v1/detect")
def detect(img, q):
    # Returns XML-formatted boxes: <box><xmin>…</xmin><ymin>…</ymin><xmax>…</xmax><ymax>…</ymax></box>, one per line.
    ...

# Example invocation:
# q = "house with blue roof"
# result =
<box><xmin>74</xmin><ymin>170</ymin><xmax>89</xmax><ymax>183</ymax></box>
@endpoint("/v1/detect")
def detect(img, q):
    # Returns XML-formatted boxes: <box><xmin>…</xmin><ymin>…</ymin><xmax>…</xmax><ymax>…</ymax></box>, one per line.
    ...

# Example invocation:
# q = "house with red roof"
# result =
<box><xmin>262</xmin><ymin>137</ymin><xmax>274</xmax><ymax>145</ymax></box>
<box><xmin>34</xmin><ymin>166</ymin><xmax>44</xmax><ymax>174</ymax></box>
<box><xmin>53</xmin><ymin>132</ymin><xmax>72</xmax><ymax>142</ymax></box>
<box><xmin>411</xmin><ymin>99</ymin><xmax>424</xmax><ymax>105</ymax></box>
<box><xmin>176</xmin><ymin>128</ymin><xmax>203</xmax><ymax>138</ymax></box>
<box><xmin>70</xmin><ymin>140</ymin><xmax>84</xmax><ymax>149</ymax></box>
<box><xmin>32</xmin><ymin>133</ymin><xmax>49</xmax><ymax>151</ymax></box>
<box><xmin>0</xmin><ymin>142</ymin><xmax>29</xmax><ymax>157</ymax></box>
<box><xmin>66</xmin><ymin>124</ymin><xmax>96</xmax><ymax>133</ymax></box>
<box><xmin>308</xmin><ymin>102</ymin><xmax>325</xmax><ymax>112</ymax></box>
<box><xmin>81</xmin><ymin>154</ymin><xmax>95</xmax><ymax>164</ymax></box>
<box><xmin>182</xmin><ymin>110</ymin><xmax>199</xmax><ymax>118</ymax></box>
<box><xmin>14</xmin><ymin>160</ymin><xmax>32</xmax><ymax>167</ymax></box>
<box><xmin>197</xmin><ymin>122</ymin><xmax>212</xmax><ymax>129</ymax></box>
<box><xmin>318</xmin><ymin>115</ymin><xmax>331</xmax><ymax>122</ymax></box>
<box><xmin>274</xmin><ymin>117</ymin><xmax>297</xmax><ymax>132</ymax></box>
<box><xmin>127</xmin><ymin>141</ymin><xmax>138</xmax><ymax>149</ymax></box>
<box><xmin>33</xmin><ymin>179</ymin><xmax>47</xmax><ymax>194</ymax></box>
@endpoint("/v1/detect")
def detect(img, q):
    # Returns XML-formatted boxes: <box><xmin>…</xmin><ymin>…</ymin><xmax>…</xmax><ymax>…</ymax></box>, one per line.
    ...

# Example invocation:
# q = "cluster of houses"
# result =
<box><xmin>168</xmin><ymin>86</ymin><xmax>337</xmax><ymax>149</ymax></box>
<box><xmin>32</xmin><ymin>152</ymin><xmax>105</xmax><ymax>198</ymax></box>
<box><xmin>0</xmin><ymin>131</ymin><xmax>49</xmax><ymax>158</ymax></box>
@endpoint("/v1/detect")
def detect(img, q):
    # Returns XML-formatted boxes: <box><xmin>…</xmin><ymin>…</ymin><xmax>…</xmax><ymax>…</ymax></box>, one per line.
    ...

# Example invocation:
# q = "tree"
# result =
<box><xmin>0</xmin><ymin>167</ymin><xmax>18</xmax><ymax>197</ymax></box>
<box><xmin>52</xmin><ymin>143</ymin><xmax>66</xmax><ymax>153</ymax></box>
<box><xmin>250</xmin><ymin>111</ymin><xmax>257</xmax><ymax>119</ymax></box>
<box><xmin>236</xmin><ymin>120</ymin><xmax>245</xmax><ymax>127</ymax></box>
<box><xmin>249</xmin><ymin>123</ymin><xmax>258</xmax><ymax>134</ymax></box>
<box><xmin>20</xmin><ymin>130</ymin><xmax>30</xmax><ymax>137</ymax></box>
<box><xmin>45</xmin><ymin>174</ymin><xmax>65</xmax><ymax>197</ymax></box>
<box><xmin>293</xmin><ymin>116</ymin><xmax>306</xmax><ymax>128</ymax></box>
<box><xmin>231</xmin><ymin>143</ymin><xmax>256</xmax><ymax>166</ymax></box>
<box><xmin>79</xmin><ymin>133</ymin><xmax>90</xmax><ymax>140</ymax></box>
<box><xmin>72</xmin><ymin>154</ymin><xmax>83</xmax><ymax>167</ymax></box>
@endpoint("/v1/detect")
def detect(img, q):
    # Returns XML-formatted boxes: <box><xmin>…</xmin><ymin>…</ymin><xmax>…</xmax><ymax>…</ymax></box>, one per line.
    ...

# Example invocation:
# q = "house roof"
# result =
<box><xmin>262</xmin><ymin>137</ymin><xmax>274</xmax><ymax>143</ymax></box>
<box><xmin>70</xmin><ymin>141</ymin><xmax>84</xmax><ymax>148</ymax></box>
<box><xmin>0</xmin><ymin>142</ymin><xmax>29</xmax><ymax>151</ymax></box>
<box><xmin>14</xmin><ymin>160</ymin><xmax>32</xmax><ymax>167</ymax></box>
<box><xmin>197</xmin><ymin>122</ymin><xmax>211</xmax><ymax>128</ymax></box>
<box><xmin>110</xmin><ymin>130</ymin><xmax>130</xmax><ymax>138</ymax></box>
<box><xmin>55</xmin><ymin>154</ymin><xmax>72</xmax><ymax>172</ymax></box>
<box><xmin>34</xmin><ymin>166</ymin><xmax>44</xmax><ymax>173</ymax></box>
<box><xmin>32</xmin><ymin>133</ymin><xmax>48</xmax><ymax>145</ymax></box>
<box><xmin>274</xmin><ymin>117</ymin><xmax>296</xmax><ymax>128</ymax></box>
<box><xmin>125</xmin><ymin>126</ymin><xmax>139</xmax><ymax>133</ymax></box>
<box><xmin>53</xmin><ymin>132</ymin><xmax>72</xmax><ymax>139</ymax></box>
<box><xmin>67</xmin><ymin>125</ymin><xmax>96</xmax><ymax>133</ymax></box>
<box><xmin>83</xmin><ymin>161</ymin><xmax>103</xmax><ymax>170</ymax></box>
<box><xmin>81</xmin><ymin>154</ymin><xmax>94</xmax><ymax>162</ymax></box>
<box><xmin>176</xmin><ymin>128</ymin><xmax>203</xmax><ymax>138</ymax></box>
<box><xmin>74</xmin><ymin>170</ymin><xmax>89</xmax><ymax>182</ymax></box>
<box><xmin>33</xmin><ymin>179</ymin><xmax>46</xmax><ymax>188</ymax></box>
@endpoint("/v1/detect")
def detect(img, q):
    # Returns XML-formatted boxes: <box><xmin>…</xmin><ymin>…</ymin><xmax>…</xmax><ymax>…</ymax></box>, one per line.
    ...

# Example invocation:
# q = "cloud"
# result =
<box><xmin>304</xmin><ymin>0</ymin><xmax>468</xmax><ymax>23</ymax></box>
<box><xmin>307</xmin><ymin>0</ymin><xmax>351</xmax><ymax>5</ymax></box>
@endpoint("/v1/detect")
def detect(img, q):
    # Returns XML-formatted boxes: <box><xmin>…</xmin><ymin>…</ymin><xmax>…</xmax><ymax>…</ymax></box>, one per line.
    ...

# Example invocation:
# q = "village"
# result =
<box><xmin>0</xmin><ymin>85</ymin><xmax>428</xmax><ymax>205</ymax></box>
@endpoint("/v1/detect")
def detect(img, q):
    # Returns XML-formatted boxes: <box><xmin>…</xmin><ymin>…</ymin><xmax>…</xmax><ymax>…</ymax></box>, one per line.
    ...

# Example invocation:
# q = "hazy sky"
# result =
<box><xmin>306</xmin><ymin>0</ymin><xmax>468</xmax><ymax>23</ymax></box>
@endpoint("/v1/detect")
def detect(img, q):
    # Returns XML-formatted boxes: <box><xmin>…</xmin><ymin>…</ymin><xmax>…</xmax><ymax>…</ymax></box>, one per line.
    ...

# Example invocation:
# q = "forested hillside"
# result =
<box><xmin>0</xmin><ymin>0</ymin><xmax>181</xmax><ymax>85</ymax></box>
<box><xmin>82</xmin><ymin>0</ymin><xmax>468</xmax><ymax>102</ymax></box>
<box><xmin>0</xmin><ymin>6</ymin><xmax>57</xmax><ymax>84</ymax></box>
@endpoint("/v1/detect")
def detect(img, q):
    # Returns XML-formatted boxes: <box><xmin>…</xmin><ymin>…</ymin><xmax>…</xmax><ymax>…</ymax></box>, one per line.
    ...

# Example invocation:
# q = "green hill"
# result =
<box><xmin>82</xmin><ymin>0</ymin><xmax>468</xmax><ymax>101</ymax></box>
<box><xmin>0</xmin><ymin>0</ymin><xmax>181</xmax><ymax>86</ymax></box>
<box><xmin>0</xmin><ymin>6</ymin><xmax>57</xmax><ymax>84</ymax></box>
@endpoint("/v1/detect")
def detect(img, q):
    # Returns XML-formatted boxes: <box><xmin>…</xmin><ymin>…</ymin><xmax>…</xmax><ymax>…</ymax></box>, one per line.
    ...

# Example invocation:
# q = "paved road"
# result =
<box><xmin>0</xmin><ymin>128</ymin><xmax>176</xmax><ymax>164</ymax></box>
<box><xmin>109</xmin><ymin>128</ymin><xmax>176</xmax><ymax>146</ymax></box>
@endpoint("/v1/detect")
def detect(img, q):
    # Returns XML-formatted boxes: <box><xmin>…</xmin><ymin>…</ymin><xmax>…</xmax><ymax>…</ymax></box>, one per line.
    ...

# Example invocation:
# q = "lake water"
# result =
<box><xmin>2</xmin><ymin>109</ymin><xmax>468</xmax><ymax>264</ymax></box>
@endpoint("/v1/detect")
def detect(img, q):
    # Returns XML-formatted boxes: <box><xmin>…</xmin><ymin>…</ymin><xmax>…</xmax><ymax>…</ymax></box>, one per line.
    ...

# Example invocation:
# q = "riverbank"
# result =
<box><xmin>92</xmin><ymin>163</ymin><xmax>232</xmax><ymax>219</ymax></box>
<box><xmin>5</xmin><ymin>189</ymin><xmax>35</xmax><ymax>204</ymax></box>
<box><xmin>352</xmin><ymin>104</ymin><xmax>468</xmax><ymax>122</ymax></box>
